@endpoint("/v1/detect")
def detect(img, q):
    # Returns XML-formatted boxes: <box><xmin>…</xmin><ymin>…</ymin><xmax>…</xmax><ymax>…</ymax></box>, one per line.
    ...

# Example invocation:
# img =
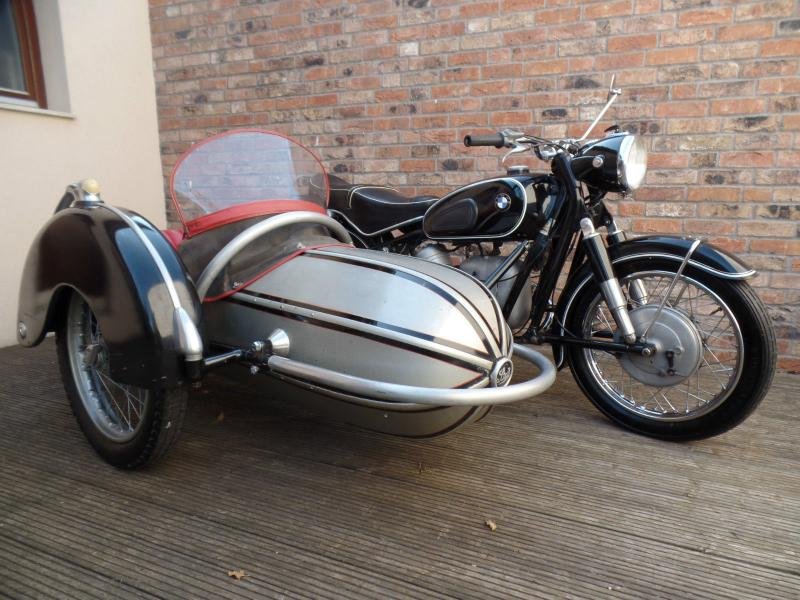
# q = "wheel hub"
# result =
<box><xmin>619</xmin><ymin>305</ymin><xmax>703</xmax><ymax>387</ymax></box>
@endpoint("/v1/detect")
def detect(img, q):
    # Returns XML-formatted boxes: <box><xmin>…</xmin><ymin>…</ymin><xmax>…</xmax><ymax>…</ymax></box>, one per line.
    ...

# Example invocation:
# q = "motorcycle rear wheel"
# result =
<box><xmin>56</xmin><ymin>292</ymin><xmax>187</xmax><ymax>468</ymax></box>
<box><xmin>565</xmin><ymin>258</ymin><xmax>776</xmax><ymax>440</ymax></box>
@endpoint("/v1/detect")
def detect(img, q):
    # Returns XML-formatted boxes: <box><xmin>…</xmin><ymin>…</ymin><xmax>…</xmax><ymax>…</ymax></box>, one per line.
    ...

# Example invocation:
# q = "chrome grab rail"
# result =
<box><xmin>196</xmin><ymin>211</ymin><xmax>352</xmax><ymax>301</ymax></box>
<box><xmin>266</xmin><ymin>344</ymin><xmax>556</xmax><ymax>407</ymax></box>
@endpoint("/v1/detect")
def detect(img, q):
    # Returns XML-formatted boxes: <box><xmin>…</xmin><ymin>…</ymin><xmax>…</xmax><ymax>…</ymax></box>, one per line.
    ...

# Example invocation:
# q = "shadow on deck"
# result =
<box><xmin>0</xmin><ymin>340</ymin><xmax>798</xmax><ymax>599</ymax></box>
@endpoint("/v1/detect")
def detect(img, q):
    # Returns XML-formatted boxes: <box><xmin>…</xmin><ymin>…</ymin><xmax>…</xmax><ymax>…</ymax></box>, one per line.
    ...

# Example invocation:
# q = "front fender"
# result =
<box><xmin>17</xmin><ymin>202</ymin><xmax>203</xmax><ymax>388</ymax></box>
<box><xmin>551</xmin><ymin>235</ymin><xmax>755</xmax><ymax>368</ymax></box>
<box><xmin>606</xmin><ymin>235</ymin><xmax>756</xmax><ymax>280</ymax></box>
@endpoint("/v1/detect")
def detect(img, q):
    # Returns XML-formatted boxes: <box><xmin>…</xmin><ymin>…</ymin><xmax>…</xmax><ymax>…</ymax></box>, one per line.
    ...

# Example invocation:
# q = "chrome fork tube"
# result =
<box><xmin>579</xmin><ymin>218</ymin><xmax>636</xmax><ymax>343</ymax></box>
<box><xmin>607</xmin><ymin>219</ymin><xmax>648</xmax><ymax>306</ymax></box>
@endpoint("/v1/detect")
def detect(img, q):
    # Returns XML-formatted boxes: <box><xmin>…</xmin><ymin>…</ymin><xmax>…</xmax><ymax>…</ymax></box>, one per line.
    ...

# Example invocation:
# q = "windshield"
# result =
<box><xmin>170</xmin><ymin>130</ymin><xmax>329</xmax><ymax>236</ymax></box>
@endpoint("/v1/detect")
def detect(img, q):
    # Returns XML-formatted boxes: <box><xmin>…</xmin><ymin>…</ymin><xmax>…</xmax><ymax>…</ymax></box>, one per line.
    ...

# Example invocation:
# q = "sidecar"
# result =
<box><xmin>16</xmin><ymin>130</ymin><xmax>555</xmax><ymax>468</ymax></box>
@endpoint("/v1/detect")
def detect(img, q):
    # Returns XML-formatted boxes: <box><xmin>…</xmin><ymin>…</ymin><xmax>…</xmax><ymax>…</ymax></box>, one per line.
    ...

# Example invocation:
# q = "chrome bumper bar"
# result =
<box><xmin>265</xmin><ymin>344</ymin><xmax>556</xmax><ymax>407</ymax></box>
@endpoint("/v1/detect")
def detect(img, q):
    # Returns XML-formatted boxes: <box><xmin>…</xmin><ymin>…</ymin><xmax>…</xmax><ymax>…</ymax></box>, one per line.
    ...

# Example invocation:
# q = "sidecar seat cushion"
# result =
<box><xmin>184</xmin><ymin>200</ymin><xmax>327</xmax><ymax>237</ymax></box>
<box><xmin>162</xmin><ymin>228</ymin><xmax>185</xmax><ymax>250</ymax></box>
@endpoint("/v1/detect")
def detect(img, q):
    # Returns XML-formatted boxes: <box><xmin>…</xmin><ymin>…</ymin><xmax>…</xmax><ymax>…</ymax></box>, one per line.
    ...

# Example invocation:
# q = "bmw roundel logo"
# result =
<box><xmin>495</xmin><ymin>193</ymin><xmax>511</xmax><ymax>211</ymax></box>
<box><xmin>491</xmin><ymin>358</ymin><xmax>514</xmax><ymax>387</ymax></box>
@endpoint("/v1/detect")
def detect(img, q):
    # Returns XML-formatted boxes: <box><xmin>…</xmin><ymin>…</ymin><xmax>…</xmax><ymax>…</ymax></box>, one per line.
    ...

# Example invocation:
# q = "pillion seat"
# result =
<box><xmin>326</xmin><ymin>174</ymin><xmax>439</xmax><ymax>237</ymax></box>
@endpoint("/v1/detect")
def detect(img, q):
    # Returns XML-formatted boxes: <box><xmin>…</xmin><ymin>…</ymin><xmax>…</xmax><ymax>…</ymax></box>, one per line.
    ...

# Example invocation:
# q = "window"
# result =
<box><xmin>0</xmin><ymin>0</ymin><xmax>45</xmax><ymax>107</ymax></box>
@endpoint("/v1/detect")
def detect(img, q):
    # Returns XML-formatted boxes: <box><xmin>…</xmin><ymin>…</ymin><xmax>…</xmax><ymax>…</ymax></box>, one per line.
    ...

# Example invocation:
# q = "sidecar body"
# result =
<box><xmin>17</xmin><ymin>131</ymin><xmax>554</xmax><ymax>457</ymax></box>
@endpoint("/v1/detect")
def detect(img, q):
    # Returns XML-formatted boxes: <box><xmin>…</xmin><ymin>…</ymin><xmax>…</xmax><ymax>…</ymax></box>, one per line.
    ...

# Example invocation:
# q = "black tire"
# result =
<box><xmin>565</xmin><ymin>258</ymin><xmax>776</xmax><ymax>440</ymax></box>
<box><xmin>56</xmin><ymin>292</ymin><xmax>187</xmax><ymax>468</ymax></box>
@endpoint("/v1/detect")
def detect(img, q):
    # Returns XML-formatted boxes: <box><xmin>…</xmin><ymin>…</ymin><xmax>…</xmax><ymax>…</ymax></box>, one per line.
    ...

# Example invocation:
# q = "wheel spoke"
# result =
<box><xmin>66</xmin><ymin>295</ymin><xmax>148</xmax><ymax>442</ymax></box>
<box><xmin>578</xmin><ymin>269</ymin><xmax>743</xmax><ymax>423</ymax></box>
<box><xmin>96</xmin><ymin>371</ymin><xmax>133</xmax><ymax>430</ymax></box>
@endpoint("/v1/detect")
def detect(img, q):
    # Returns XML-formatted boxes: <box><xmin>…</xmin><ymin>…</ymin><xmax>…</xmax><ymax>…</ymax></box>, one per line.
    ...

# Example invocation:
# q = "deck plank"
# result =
<box><xmin>0</xmin><ymin>340</ymin><xmax>798</xmax><ymax>599</ymax></box>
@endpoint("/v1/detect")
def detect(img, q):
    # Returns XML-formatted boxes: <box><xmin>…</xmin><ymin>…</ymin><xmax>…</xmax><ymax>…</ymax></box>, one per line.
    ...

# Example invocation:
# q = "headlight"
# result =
<box><xmin>576</xmin><ymin>133</ymin><xmax>648</xmax><ymax>193</ymax></box>
<box><xmin>618</xmin><ymin>135</ymin><xmax>647</xmax><ymax>191</ymax></box>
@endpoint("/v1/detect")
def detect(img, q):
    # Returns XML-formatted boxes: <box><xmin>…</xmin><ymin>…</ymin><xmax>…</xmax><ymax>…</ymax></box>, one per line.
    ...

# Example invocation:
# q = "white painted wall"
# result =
<box><xmin>0</xmin><ymin>0</ymin><xmax>165</xmax><ymax>347</ymax></box>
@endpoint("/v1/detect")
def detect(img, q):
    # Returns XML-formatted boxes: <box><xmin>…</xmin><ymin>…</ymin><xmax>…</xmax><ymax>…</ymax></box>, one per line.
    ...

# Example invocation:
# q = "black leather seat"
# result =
<box><xmin>327</xmin><ymin>174</ymin><xmax>439</xmax><ymax>236</ymax></box>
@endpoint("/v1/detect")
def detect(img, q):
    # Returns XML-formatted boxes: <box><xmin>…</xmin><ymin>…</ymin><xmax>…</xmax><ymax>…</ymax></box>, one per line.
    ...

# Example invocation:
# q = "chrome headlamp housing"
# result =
<box><xmin>576</xmin><ymin>133</ymin><xmax>647</xmax><ymax>193</ymax></box>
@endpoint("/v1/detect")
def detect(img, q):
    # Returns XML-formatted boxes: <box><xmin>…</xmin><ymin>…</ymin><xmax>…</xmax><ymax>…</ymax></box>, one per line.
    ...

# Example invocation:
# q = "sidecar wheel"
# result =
<box><xmin>565</xmin><ymin>258</ymin><xmax>776</xmax><ymax>440</ymax></box>
<box><xmin>56</xmin><ymin>293</ymin><xmax>187</xmax><ymax>469</ymax></box>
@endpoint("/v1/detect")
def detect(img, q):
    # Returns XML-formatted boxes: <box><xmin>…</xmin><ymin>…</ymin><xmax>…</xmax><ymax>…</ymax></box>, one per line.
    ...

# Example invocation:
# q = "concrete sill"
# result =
<box><xmin>0</xmin><ymin>102</ymin><xmax>75</xmax><ymax>120</ymax></box>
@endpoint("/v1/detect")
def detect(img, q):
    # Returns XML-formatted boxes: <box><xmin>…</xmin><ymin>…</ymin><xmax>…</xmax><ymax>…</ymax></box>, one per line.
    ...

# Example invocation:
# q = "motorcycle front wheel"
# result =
<box><xmin>565</xmin><ymin>258</ymin><xmax>776</xmax><ymax>440</ymax></box>
<box><xmin>56</xmin><ymin>292</ymin><xmax>187</xmax><ymax>468</ymax></box>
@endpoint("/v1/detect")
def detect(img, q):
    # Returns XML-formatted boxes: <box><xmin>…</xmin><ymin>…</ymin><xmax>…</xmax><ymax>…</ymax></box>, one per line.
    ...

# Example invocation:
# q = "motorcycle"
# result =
<box><xmin>327</xmin><ymin>78</ymin><xmax>777</xmax><ymax>440</ymax></box>
<box><xmin>16</xmin><ymin>130</ymin><xmax>556</xmax><ymax>469</ymax></box>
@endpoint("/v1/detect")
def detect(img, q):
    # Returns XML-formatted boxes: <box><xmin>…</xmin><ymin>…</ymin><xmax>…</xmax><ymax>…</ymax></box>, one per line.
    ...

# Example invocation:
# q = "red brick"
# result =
<box><xmin>687</xmin><ymin>187</ymin><xmax>742</xmax><ymax>202</ymax></box>
<box><xmin>459</xmin><ymin>2</ymin><xmax>498</xmax><ymax>18</ymax></box>
<box><xmin>501</xmin><ymin>0</ymin><xmax>545</xmax><ymax>11</ymax></box>
<box><xmin>718</xmin><ymin>22</ymin><xmax>775</xmax><ymax>42</ymax></box>
<box><xmin>654</xmin><ymin>101</ymin><xmax>707</xmax><ymax>118</ymax></box>
<box><xmin>584</xmin><ymin>1</ymin><xmax>632</xmax><ymax>19</ymax></box>
<box><xmin>735</xmin><ymin>1</ymin><xmax>795</xmax><ymax>21</ymax></box>
<box><xmin>631</xmin><ymin>218</ymin><xmax>683</xmax><ymax>234</ymax></box>
<box><xmin>684</xmin><ymin>220</ymin><xmax>736</xmax><ymax>235</ymax></box>
<box><xmin>489</xmin><ymin>111</ymin><xmax>533</xmax><ymax>126</ymax></box>
<box><xmin>678</xmin><ymin>8</ymin><xmax>733</xmax><ymax>27</ymax></box>
<box><xmin>608</xmin><ymin>34</ymin><xmax>657</xmax><ymax>53</ymax></box>
<box><xmin>739</xmin><ymin>221</ymin><xmax>797</xmax><ymax>237</ymax></box>
<box><xmin>761</xmin><ymin>39</ymin><xmax>800</xmax><ymax>57</ymax></box>
<box><xmin>536</xmin><ymin>7</ymin><xmax>579</xmax><ymax>24</ymax></box>
<box><xmin>710</xmin><ymin>98</ymin><xmax>767</xmax><ymax>115</ymax></box>
<box><xmin>646</xmin><ymin>47</ymin><xmax>698</xmax><ymax>65</ymax></box>
<box><xmin>719</xmin><ymin>152</ymin><xmax>774</xmax><ymax>168</ymax></box>
<box><xmin>750</xmin><ymin>240</ymin><xmax>800</xmax><ymax>255</ymax></box>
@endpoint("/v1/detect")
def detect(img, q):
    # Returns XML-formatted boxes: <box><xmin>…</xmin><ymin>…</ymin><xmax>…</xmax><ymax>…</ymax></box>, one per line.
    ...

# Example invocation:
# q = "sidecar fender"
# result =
<box><xmin>552</xmin><ymin>235</ymin><xmax>756</xmax><ymax>368</ymax></box>
<box><xmin>17</xmin><ymin>202</ymin><xmax>203</xmax><ymax>388</ymax></box>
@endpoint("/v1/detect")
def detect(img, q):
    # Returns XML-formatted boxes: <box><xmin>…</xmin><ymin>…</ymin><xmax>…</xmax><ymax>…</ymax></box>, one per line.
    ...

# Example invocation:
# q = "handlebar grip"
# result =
<box><xmin>463</xmin><ymin>133</ymin><xmax>505</xmax><ymax>148</ymax></box>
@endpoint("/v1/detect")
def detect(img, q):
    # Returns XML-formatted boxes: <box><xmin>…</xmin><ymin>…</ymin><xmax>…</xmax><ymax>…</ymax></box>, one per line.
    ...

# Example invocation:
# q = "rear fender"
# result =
<box><xmin>17</xmin><ymin>202</ymin><xmax>203</xmax><ymax>388</ymax></box>
<box><xmin>551</xmin><ymin>235</ymin><xmax>756</xmax><ymax>368</ymax></box>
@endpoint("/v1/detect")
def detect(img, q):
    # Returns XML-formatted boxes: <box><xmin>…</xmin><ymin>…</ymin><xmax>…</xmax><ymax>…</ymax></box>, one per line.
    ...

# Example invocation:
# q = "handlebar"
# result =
<box><xmin>464</xmin><ymin>133</ymin><xmax>505</xmax><ymax>148</ymax></box>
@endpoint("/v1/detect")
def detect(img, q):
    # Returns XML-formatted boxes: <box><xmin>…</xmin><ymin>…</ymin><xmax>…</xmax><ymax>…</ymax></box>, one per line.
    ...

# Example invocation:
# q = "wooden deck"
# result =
<box><xmin>1</xmin><ymin>340</ymin><xmax>798</xmax><ymax>599</ymax></box>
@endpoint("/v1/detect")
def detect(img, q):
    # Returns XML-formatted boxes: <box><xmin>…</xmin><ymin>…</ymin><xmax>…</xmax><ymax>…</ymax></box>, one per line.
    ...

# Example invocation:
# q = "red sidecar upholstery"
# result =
<box><xmin>162</xmin><ymin>228</ymin><xmax>185</xmax><ymax>249</ymax></box>
<box><xmin>160</xmin><ymin>199</ymin><xmax>328</xmax><ymax>251</ymax></box>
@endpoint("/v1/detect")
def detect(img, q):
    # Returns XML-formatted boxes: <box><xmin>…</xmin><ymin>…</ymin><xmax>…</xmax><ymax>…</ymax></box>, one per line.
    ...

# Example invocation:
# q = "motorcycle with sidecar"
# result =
<box><xmin>16</xmin><ymin>130</ymin><xmax>555</xmax><ymax>468</ymax></box>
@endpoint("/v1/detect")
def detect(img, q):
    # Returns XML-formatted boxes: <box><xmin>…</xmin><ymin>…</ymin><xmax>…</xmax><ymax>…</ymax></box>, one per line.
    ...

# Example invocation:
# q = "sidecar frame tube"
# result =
<box><xmin>265</xmin><ymin>344</ymin><xmax>555</xmax><ymax>407</ymax></box>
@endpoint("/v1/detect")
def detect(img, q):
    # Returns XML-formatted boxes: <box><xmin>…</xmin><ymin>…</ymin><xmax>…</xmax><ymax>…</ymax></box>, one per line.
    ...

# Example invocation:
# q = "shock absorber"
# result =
<box><xmin>607</xmin><ymin>219</ymin><xmax>648</xmax><ymax>306</ymax></box>
<box><xmin>579</xmin><ymin>218</ymin><xmax>637</xmax><ymax>344</ymax></box>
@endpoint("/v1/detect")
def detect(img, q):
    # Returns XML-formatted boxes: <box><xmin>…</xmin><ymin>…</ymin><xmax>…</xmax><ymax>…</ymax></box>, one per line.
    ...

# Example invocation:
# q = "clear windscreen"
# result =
<box><xmin>170</xmin><ymin>130</ymin><xmax>328</xmax><ymax>226</ymax></box>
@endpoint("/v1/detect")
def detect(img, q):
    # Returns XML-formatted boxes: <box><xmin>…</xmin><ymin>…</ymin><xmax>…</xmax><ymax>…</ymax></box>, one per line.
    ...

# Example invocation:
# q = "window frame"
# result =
<box><xmin>0</xmin><ymin>0</ymin><xmax>46</xmax><ymax>108</ymax></box>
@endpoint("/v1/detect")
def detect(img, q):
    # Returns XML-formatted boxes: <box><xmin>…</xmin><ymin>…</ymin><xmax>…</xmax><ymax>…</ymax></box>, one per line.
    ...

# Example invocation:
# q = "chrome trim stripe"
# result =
<box><xmin>424</xmin><ymin>177</ymin><xmax>529</xmax><ymax>241</ymax></box>
<box><xmin>98</xmin><ymin>205</ymin><xmax>204</xmax><ymax>361</ymax></box>
<box><xmin>239</xmin><ymin>288</ymin><xmax>491</xmax><ymax>358</ymax></box>
<box><xmin>100</xmin><ymin>205</ymin><xmax>183</xmax><ymax>308</ymax></box>
<box><xmin>306</xmin><ymin>248</ymin><xmax>503</xmax><ymax>358</ymax></box>
<box><xmin>266</xmin><ymin>343</ymin><xmax>556</xmax><ymax>407</ymax></box>
<box><xmin>268</xmin><ymin>371</ymin><xmax>490</xmax><ymax>413</ymax></box>
<box><xmin>328</xmin><ymin>208</ymin><xmax>425</xmax><ymax>238</ymax></box>
<box><xmin>615</xmin><ymin>252</ymin><xmax>756</xmax><ymax>280</ymax></box>
<box><xmin>229</xmin><ymin>294</ymin><xmax>494</xmax><ymax>372</ymax></box>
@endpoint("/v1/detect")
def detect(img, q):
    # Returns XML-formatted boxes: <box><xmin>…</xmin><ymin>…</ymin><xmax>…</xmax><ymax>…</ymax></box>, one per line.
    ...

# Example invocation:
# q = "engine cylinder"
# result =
<box><xmin>414</xmin><ymin>243</ymin><xmax>453</xmax><ymax>266</ymax></box>
<box><xmin>460</xmin><ymin>255</ymin><xmax>533</xmax><ymax>330</ymax></box>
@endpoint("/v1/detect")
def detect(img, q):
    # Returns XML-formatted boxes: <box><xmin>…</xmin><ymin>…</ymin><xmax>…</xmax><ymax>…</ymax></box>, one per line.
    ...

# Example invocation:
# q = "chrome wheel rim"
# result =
<box><xmin>66</xmin><ymin>295</ymin><xmax>147</xmax><ymax>442</ymax></box>
<box><xmin>580</xmin><ymin>270</ymin><xmax>743</xmax><ymax>422</ymax></box>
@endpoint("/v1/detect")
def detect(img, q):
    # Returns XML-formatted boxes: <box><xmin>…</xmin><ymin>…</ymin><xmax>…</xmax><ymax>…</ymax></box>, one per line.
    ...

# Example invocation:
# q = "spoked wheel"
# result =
<box><xmin>56</xmin><ymin>292</ymin><xmax>186</xmax><ymax>468</ymax></box>
<box><xmin>566</xmin><ymin>258</ymin><xmax>776</xmax><ymax>440</ymax></box>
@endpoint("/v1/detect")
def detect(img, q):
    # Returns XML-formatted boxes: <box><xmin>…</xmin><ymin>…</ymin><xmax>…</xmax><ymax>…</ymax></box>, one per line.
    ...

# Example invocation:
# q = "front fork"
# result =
<box><xmin>579</xmin><ymin>217</ymin><xmax>643</xmax><ymax>343</ymax></box>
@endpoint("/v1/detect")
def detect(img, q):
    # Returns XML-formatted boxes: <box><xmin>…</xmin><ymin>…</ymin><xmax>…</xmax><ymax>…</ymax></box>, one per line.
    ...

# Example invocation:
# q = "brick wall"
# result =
<box><xmin>149</xmin><ymin>0</ymin><xmax>800</xmax><ymax>370</ymax></box>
